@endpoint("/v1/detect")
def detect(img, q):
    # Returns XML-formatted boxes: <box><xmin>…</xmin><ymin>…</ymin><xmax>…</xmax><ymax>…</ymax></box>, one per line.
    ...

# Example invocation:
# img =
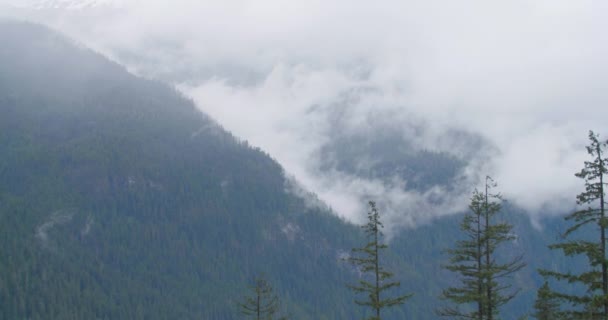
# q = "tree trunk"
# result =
<box><xmin>477</xmin><ymin>211</ymin><xmax>483</xmax><ymax>320</ymax></box>
<box><xmin>375</xmin><ymin>222</ymin><xmax>381</xmax><ymax>320</ymax></box>
<box><xmin>485</xmin><ymin>178</ymin><xmax>493</xmax><ymax>320</ymax></box>
<box><xmin>599</xmin><ymin>143</ymin><xmax>607</xmax><ymax>319</ymax></box>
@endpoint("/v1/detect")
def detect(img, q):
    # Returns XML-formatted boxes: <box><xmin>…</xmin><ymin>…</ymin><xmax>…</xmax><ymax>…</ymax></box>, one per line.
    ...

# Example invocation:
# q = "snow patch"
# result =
<box><xmin>80</xmin><ymin>215</ymin><xmax>94</xmax><ymax>237</ymax></box>
<box><xmin>36</xmin><ymin>209</ymin><xmax>76</xmax><ymax>245</ymax></box>
<box><xmin>280</xmin><ymin>222</ymin><xmax>301</xmax><ymax>242</ymax></box>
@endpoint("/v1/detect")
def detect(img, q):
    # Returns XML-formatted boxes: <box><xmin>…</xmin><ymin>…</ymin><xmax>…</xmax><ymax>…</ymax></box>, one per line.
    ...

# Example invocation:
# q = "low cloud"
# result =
<box><xmin>7</xmin><ymin>0</ymin><xmax>608</xmax><ymax>230</ymax></box>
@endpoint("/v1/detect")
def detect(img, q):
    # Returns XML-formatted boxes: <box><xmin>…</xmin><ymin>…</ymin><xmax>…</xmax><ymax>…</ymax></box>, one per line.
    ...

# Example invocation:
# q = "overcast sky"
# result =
<box><xmin>4</xmin><ymin>0</ymin><xmax>608</xmax><ymax>231</ymax></box>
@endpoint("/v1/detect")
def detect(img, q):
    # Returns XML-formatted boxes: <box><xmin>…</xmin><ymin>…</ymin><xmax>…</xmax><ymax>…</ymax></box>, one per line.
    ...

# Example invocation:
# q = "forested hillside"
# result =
<box><xmin>0</xmin><ymin>20</ymin><xmax>366</xmax><ymax>319</ymax></box>
<box><xmin>0</xmin><ymin>20</ymin><xmax>572</xmax><ymax>319</ymax></box>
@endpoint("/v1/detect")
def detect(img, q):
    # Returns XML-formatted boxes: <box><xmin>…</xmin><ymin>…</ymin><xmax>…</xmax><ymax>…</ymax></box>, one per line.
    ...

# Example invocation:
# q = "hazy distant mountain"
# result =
<box><xmin>0</xmin><ymin>20</ymin><xmax>573</xmax><ymax>319</ymax></box>
<box><xmin>2</xmin><ymin>0</ymin><xmax>123</xmax><ymax>10</ymax></box>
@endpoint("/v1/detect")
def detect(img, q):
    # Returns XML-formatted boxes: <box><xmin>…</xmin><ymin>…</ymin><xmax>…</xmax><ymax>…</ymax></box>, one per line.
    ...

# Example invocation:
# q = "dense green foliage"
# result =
<box><xmin>439</xmin><ymin>178</ymin><xmax>525</xmax><ymax>319</ymax></box>
<box><xmin>0</xmin><ymin>20</ymin><xmax>582</xmax><ymax>319</ymax></box>
<box><xmin>347</xmin><ymin>201</ymin><xmax>412</xmax><ymax>319</ymax></box>
<box><xmin>540</xmin><ymin>131</ymin><xmax>608</xmax><ymax>318</ymax></box>
<box><xmin>0</xmin><ymin>20</ymin><xmax>363</xmax><ymax>319</ymax></box>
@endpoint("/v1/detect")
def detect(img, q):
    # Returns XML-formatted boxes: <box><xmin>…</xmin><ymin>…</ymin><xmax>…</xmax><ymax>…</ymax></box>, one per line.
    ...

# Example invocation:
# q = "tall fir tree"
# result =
<box><xmin>540</xmin><ymin>130</ymin><xmax>608</xmax><ymax>319</ymax></box>
<box><xmin>347</xmin><ymin>201</ymin><xmax>412</xmax><ymax>320</ymax></box>
<box><xmin>238</xmin><ymin>275</ymin><xmax>288</xmax><ymax>320</ymax></box>
<box><xmin>439</xmin><ymin>177</ymin><xmax>525</xmax><ymax>319</ymax></box>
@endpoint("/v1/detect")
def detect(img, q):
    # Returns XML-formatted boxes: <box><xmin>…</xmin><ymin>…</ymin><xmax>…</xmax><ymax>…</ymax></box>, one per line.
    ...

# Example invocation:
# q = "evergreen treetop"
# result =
<box><xmin>347</xmin><ymin>201</ymin><xmax>412</xmax><ymax>320</ymax></box>
<box><xmin>540</xmin><ymin>130</ymin><xmax>608</xmax><ymax>318</ymax></box>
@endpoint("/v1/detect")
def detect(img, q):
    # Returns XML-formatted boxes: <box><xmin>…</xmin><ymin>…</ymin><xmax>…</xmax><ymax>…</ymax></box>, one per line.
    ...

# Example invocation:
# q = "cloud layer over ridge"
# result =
<box><xmin>4</xmin><ymin>0</ymin><xmax>608</xmax><ymax>229</ymax></box>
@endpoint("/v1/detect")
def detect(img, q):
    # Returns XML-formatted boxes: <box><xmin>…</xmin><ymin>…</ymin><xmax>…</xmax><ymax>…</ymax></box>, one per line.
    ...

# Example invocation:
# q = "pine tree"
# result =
<box><xmin>439</xmin><ymin>177</ymin><xmax>525</xmax><ymax>319</ymax></box>
<box><xmin>532</xmin><ymin>281</ymin><xmax>561</xmax><ymax>320</ymax></box>
<box><xmin>238</xmin><ymin>275</ymin><xmax>288</xmax><ymax>320</ymax></box>
<box><xmin>347</xmin><ymin>201</ymin><xmax>412</xmax><ymax>320</ymax></box>
<box><xmin>540</xmin><ymin>130</ymin><xmax>608</xmax><ymax>318</ymax></box>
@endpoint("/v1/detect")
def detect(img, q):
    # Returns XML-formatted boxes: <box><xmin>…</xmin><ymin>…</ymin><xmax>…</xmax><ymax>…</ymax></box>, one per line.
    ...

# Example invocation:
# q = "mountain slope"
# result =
<box><xmin>0</xmin><ymin>20</ymin><xmax>365</xmax><ymax>319</ymax></box>
<box><xmin>0</xmin><ymin>20</ymin><xmax>578</xmax><ymax>320</ymax></box>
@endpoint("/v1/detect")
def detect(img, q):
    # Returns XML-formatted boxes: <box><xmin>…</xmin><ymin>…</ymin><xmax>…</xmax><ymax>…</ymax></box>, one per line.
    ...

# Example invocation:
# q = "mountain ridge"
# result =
<box><xmin>2</xmin><ymin>0</ymin><xmax>124</xmax><ymax>10</ymax></box>
<box><xmin>0</xmin><ymin>20</ymin><xmax>365</xmax><ymax>319</ymax></box>
<box><xmin>0</xmin><ymin>20</ymin><xmax>575</xmax><ymax>319</ymax></box>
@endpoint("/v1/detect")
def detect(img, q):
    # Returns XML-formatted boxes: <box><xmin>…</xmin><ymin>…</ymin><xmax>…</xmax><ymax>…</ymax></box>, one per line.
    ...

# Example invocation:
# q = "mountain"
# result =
<box><xmin>0</xmin><ymin>20</ymin><xmax>574</xmax><ymax>319</ymax></box>
<box><xmin>0</xmin><ymin>20</ymin><xmax>366</xmax><ymax>319</ymax></box>
<box><xmin>1</xmin><ymin>0</ymin><xmax>123</xmax><ymax>10</ymax></box>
